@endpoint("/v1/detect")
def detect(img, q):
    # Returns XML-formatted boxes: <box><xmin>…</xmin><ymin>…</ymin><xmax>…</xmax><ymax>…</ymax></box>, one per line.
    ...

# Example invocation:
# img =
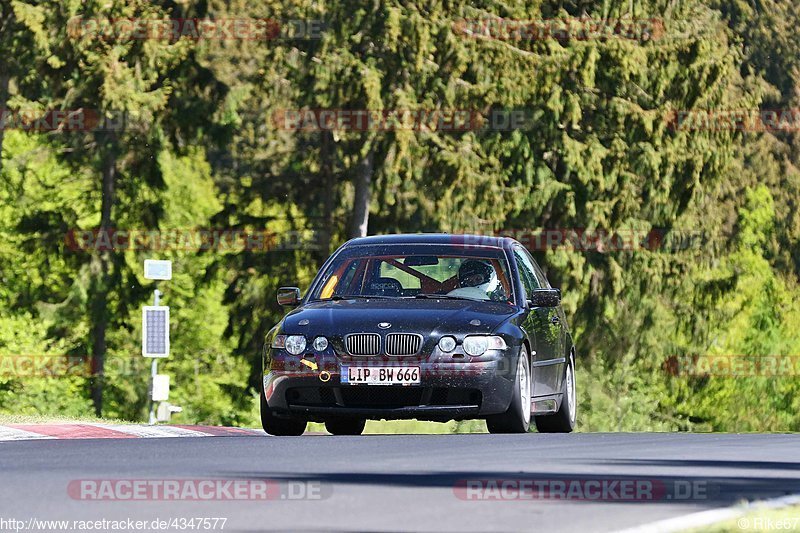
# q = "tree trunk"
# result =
<box><xmin>0</xmin><ymin>6</ymin><xmax>11</xmax><ymax>176</ymax></box>
<box><xmin>318</xmin><ymin>131</ymin><xmax>336</xmax><ymax>261</ymax></box>
<box><xmin>90</xmin><ymin>145</ymin><xmax>116</xmax><ymax>417</ymax></box>
<box><xmin>348</xmin><ymin>147</ymin><xmax>374</xmax><ymax>239</ymax></box>
<box><xmin>0</xmin><ymin>71</ymin><xmax>9</xmax><ymax>175</ymax></box>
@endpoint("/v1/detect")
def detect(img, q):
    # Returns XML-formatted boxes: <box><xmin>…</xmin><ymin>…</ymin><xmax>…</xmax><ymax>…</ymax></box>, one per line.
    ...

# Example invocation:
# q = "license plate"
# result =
<box><xmin>341</xmin><ymin>366</ymin><xmax>420</xmax><ymax>385</ymax></box>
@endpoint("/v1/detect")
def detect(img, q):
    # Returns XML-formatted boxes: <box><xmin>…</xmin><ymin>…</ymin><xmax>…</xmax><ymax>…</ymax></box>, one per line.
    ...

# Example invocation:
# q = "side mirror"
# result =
<box><xmin>528</xmin><ymin>288</ymin><xmax>561</xmax><ymax>308</ymax></box>
<box><xmin>277</xmin><ymin>286</ymin><xmax>301</xmax><ymax>307</ymax></box>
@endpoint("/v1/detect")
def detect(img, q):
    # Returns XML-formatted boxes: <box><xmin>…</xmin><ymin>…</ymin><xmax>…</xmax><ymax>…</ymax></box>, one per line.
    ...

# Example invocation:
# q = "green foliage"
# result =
<box><xmin>1</xmin><ymin>0</ymin><xmax>799</xmax><ymax>431</ymax></box>
<box><xmin>665</xmin><ymin>187</ymin><xmax>800</xmax><ymax>431</ymax></box>
<box><xmin>0</xmin><ymin>313</ymin><xmax>92</xmax><ymax>416</ymax></box>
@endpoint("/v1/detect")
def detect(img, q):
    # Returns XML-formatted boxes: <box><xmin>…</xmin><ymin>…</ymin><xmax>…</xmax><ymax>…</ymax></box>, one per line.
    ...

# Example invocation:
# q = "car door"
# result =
<box><xmin>510</xmin><ymin>246</ymin><xmax>541</xmax><ymax>399</ymax></box>
<box><xmin>513</xmin><ymin>245</ymin><xmax>563</xmax><ymax>397</ymax></box>
<box><xmin>527</xmin><ymin>249</ymin><xmax>568</xmax><ymax>393</ymax></box>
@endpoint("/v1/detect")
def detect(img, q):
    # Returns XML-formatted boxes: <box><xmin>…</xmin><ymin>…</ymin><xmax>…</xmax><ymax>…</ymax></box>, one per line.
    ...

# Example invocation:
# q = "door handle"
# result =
<box><xmin>551</xmin><ymin>315</ymin><xmax>560</xmax><ymax>325</ymax></box>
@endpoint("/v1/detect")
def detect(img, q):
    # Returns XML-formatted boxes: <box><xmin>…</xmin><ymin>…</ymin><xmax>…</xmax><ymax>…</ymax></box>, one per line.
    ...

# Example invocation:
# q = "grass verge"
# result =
<box><xmin>0</xmin><ymin>413</ymin><xmax>130</xmax><ymax>425</ymax></box>
<box><xmin>0</xmin><ymin>412</ymin><xmax>488</xmax><ymax>434</ymax></box>
<box><xmin>687</xmin><ymin>503</ymin><xmax>800</xmax><ymax>532</ymax></box>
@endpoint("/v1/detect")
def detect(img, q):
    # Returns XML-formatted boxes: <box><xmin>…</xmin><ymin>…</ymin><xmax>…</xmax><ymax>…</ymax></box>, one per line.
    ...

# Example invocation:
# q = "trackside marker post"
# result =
<box><xmin>143</xmin><ymin>260</ymin><xmax>173</xmax><ymax>424</ymax></box>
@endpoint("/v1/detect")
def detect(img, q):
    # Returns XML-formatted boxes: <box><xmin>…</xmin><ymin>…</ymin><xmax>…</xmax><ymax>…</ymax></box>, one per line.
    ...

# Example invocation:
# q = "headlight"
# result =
<box><xmin>284</xmin><ymin>335</ymin><xmax>307</xmax><ymax>355</ymax></box>
<box><xmin>438</xmin><ymin>336</ymin><xmax>457</xmax><ymax>353</ymax></box>
<box><xmin>313</xmin><ymin>336</ymin><xmax>329</xmax><ymax>352</ymax></box>
<box><xmin>463</xmin><ymin>335</ymin><xmax>507</xmax><ymax>356</ymax></box>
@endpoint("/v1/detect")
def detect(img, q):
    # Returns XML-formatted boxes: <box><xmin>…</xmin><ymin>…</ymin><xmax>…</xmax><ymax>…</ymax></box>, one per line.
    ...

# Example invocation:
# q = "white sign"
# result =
<box><xmin>144</xmin><ymin>259</ymin><xmax>172</xmax><ymax>280</ymax></box>
<box><xmin>142</xmin><ymin>306</ymin><xmax>170</xmax><ymax>358</ymax></box>
<box><xmin>151</xmin><ymin>374</ymin><xmax>170</xmax><ymax>402</ymax></box>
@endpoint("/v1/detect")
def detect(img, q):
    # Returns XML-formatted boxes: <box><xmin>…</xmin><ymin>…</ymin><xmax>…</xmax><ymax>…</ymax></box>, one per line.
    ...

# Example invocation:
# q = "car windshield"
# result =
<box><xmin>309</xmin><ymin>245</ymin><xmax>513</xmax><ymax>303</ymax></box>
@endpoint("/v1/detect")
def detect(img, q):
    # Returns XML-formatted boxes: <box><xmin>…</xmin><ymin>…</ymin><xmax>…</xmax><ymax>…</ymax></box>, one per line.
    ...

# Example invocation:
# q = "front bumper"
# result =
<box><xmin>263</xmin><ymin>358</ymin><xmax>515</xmax><ymax>422</ymax></box>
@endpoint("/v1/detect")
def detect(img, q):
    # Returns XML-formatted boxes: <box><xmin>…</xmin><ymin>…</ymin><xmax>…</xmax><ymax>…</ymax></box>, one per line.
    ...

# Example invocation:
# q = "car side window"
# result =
<box><xmin>522</xmin><ymin>248</ymin><xmax>550</xmax><ymax>288</ymax></box>
<box><xmin>335</xmin><ymin>260</ymin><xmax>360</xmax><ymax>295</ymax></box>
<box><xmin>513</xmin><ymin>247</ymin><xmax>539</xmax><ymax>299</ymax></box>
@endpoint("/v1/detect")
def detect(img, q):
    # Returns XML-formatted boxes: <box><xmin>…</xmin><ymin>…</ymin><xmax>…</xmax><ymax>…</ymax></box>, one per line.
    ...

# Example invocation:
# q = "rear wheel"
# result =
<box><xmin>534</xmin><ymin>355</ymin><xmax>576</xmax><ymax>433</ymax></box>
<box><xmin>260</xmin><ymin>389</ymin><xmax>307</xmax><ymax>436</ymax></box>
<box><xmin>325</xmin><ymin>418</ymin><xmax>367</xmax><ymax>435</ymax></box>
<box><xmin>486</xmin><ymin>347</ymin><xmax>531</xmax><ymax>434</ymax></box>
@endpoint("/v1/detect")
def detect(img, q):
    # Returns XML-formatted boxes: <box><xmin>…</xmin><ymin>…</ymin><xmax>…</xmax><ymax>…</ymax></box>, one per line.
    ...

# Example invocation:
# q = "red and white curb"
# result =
<box><xmin>0</xmin><ymin>424</ymin><xmax>263</xmax><ymax>442</ymax></box>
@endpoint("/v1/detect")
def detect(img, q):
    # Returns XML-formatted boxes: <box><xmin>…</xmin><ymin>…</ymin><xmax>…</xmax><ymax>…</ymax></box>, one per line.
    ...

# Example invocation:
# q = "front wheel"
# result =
<box><xmin>486</xmin><ymin>347</ymin><xmax>531</xmax><ymax>434</ymax></box>
<box><xmin>325</xmin><ymin>418</ymin><xmax>366</xmax><ymax>435</ymax></box>
<box><xmin>534</xmin><ymin>355</ymin><xmax>576</xmax><ymax>433</ymax></box>
<box><xmin>260</xmin><ymin>389</ymin><xmax>307</xmax><ymax>436</ymax></box>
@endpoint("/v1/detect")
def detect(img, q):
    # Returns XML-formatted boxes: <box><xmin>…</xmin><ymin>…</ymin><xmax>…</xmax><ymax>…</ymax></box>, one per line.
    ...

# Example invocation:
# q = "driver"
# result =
<box><xmin>459</xmin><ymin>260</ymin><xmax>494</xmax><ymax>288</ymax></box>
<box><xmin>448</xmin><ymin>260</ymin><xmax>502</xmax><ymax>300</ymax></box>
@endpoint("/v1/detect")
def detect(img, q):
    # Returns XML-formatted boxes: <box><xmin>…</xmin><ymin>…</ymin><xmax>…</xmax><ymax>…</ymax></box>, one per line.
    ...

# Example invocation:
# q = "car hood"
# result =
<box><xmin>282</xmin><ymin>298</ymin><xmax>517</xmax><ymax>336</ymax></box>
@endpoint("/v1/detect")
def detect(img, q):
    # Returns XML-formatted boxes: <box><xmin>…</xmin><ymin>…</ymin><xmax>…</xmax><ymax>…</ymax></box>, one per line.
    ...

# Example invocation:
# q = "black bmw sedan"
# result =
<box><xmin>261</xmin><ymin>233</ymin><xmax>576</xmax><ymax>435</ymax></box>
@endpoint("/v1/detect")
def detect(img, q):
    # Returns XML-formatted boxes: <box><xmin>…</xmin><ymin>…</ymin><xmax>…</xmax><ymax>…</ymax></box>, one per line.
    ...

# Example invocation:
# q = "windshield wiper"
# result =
<box><xmin>327</xmin><ymin>294</ymin><xmax>396</xmax><ymax>300</ymax></box>
<box><xmin>412</xmin><ymin>293</ymin><xmax>476</xmax><ymax>301</ymax></box>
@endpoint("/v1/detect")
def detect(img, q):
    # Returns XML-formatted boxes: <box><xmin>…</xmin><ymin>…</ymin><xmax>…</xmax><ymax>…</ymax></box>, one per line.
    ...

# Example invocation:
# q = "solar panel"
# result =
<box><xmin>142</xmin><ymin>306</ymin><xmax>170</xmax><ymax>358</ymax></box>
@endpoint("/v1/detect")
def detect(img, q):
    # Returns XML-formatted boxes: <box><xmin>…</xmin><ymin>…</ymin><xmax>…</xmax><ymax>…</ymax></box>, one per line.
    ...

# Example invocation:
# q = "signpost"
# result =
<box><xmin>143</xmin><ymin>260</ymin><xmax>172</xmax><ymax>424</ymax></box>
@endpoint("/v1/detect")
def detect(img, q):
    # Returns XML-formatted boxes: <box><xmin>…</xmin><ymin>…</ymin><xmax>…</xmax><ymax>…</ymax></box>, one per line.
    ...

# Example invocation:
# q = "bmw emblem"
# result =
<box><xmin>378</xmin><ymin>322</ymin><xmax>391</xmax><ymax>329</ymax></box>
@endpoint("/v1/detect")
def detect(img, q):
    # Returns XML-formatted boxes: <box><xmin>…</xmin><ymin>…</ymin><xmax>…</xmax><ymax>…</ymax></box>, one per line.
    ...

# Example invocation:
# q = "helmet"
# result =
<box><xmin>458</xmin><ymin>260</ymin><xmax>498</xmax><ymax>293</ymax></box>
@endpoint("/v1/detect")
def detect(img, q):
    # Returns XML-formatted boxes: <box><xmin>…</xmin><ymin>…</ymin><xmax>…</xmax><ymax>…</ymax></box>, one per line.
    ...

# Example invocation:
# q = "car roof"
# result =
<box><xmin>344</xmin><ymin>233</ymin><xmax>514</xmax><ymax>249</ymax></box>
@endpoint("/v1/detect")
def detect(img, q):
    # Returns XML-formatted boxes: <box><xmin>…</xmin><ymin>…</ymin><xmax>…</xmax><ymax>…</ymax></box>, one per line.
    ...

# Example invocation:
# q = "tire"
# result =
<box><xmin>486</xmin><ymin>347</ymin><xmax>532</xmax><ymax>434</ymax></box>
<box><xmin>260</xmin><ymin>388</ymin><xmax>307</xmax><ymax>436</ymax></box>
<box><xmin>534</xmin><ymin>354</ymin><xmax>576</xmax><ymax>433</ymax></box>
<box><xmin>325</xmin><ymin>418</ymin><xmax>367</xmax><ymax>435</ymax></box>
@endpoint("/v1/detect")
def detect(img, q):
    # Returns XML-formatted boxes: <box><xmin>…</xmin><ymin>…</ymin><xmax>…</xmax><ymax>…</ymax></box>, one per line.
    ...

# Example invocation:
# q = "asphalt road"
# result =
<box><xmin>0</xmin><ymin>433</ymin><xmax>798</xmax><ymax>532</ymax></box>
